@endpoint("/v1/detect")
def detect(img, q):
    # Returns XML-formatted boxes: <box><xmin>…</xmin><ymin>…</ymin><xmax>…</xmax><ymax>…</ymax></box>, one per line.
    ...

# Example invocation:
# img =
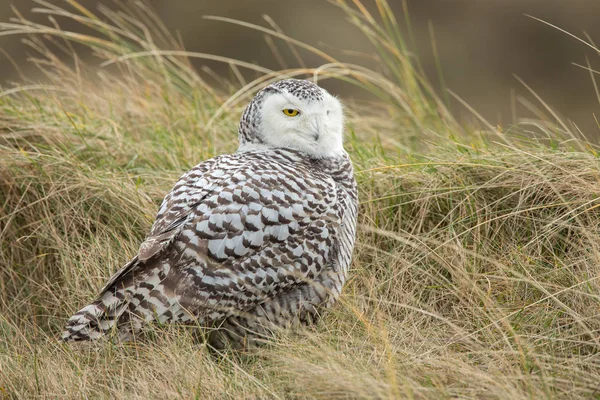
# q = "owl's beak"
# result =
<box><xmin>308</xmin><ymin>116</ymin><xmax>323</xmax><ymax>141</ymax></box>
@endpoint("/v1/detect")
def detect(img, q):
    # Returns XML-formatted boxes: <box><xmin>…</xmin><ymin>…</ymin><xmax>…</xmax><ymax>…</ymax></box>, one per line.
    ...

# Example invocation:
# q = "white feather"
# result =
<box><xmin>237</xmin><ymin>90</ymin><xmax>345</xmax><ymax>158</ymax></box>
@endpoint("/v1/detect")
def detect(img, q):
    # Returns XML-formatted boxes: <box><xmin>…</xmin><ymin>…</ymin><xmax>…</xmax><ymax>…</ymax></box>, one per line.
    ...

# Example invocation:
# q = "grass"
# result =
<box><xmin>1</xmin><ymin>0</ymin><xmax>600</xmax><ymax>398</ymax></box>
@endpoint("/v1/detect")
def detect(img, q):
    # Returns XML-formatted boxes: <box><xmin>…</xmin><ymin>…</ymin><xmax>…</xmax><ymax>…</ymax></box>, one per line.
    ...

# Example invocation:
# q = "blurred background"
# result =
<box><xmin>1</xmin><ymin>0</ymin><xmax>599</xmax><ymax>134</ymax></box>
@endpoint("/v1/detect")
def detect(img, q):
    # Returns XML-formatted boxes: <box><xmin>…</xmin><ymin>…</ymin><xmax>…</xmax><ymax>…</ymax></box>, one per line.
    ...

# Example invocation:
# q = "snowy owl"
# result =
<box><xmin>62</xmin><ymin>79</ymin><xmax>358</xmax><ymax>348</ymax></box>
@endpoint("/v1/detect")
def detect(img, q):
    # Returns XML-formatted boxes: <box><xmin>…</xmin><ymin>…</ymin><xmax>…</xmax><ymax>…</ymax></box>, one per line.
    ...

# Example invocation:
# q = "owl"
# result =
<box><xmin>62</xmin><ymin>79</ymin><xmax>358</xmax><ymax>348</ymax></box>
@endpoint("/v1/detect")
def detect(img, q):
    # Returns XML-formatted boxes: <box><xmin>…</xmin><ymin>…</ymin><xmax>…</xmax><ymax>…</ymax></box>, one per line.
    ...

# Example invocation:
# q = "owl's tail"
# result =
<box><xmin>61</xmin><ymin>257</ymin><xmax>180</xmax><ymax>342</ymax></box>
<box><xmin>61</xmin><ymin>290</ymin><xmax>132</xmax><ymax>341</ymax></box>
<box><xmin>61</xmin><ymin>257</ymin><xmax>142</xmax><ymax>342</ymax></box>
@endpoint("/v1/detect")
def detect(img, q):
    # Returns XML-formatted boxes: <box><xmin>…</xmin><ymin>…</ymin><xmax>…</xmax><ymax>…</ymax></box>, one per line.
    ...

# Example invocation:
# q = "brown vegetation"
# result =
<box><xmin>1</xmin><ymin>1</ymin><xmax>599</xmax><ymax>398</ymax></box>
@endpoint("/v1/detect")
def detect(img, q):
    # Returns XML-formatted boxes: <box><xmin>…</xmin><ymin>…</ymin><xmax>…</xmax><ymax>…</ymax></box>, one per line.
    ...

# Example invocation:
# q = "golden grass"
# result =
<box><xmin>1</xmin><ymin>1</ymin><xmax>600</xmax><ymax>398</ymax></box>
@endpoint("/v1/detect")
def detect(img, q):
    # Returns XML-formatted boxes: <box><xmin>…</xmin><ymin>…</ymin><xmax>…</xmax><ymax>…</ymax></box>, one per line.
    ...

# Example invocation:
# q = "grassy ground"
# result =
<box><xmin>1</xmin><ymin>1</ymin><xmax>600</xmax><ymax>398</ymax></box>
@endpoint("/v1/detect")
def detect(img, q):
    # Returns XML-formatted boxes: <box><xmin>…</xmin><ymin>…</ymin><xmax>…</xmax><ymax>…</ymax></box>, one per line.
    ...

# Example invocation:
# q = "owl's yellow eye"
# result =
<box><xmin>282</xmin><ymin>109</ymin><xmax>300</xmax><ymax>117</ymax></box>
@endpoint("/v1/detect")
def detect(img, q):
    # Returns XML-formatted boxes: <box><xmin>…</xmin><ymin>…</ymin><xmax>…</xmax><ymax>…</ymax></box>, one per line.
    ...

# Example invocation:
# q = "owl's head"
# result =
<box><xmin>237</xmin><ymin>79</ymin><xmax>345</xmax><ymax>158</ymax></box>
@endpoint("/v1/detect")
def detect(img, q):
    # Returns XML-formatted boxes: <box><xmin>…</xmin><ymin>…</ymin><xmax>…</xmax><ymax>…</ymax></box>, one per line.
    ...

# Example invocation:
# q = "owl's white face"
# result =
<box><xmin>239</xmin><ymin>89</ymin><xmax>345</xmax><ymax>158</ymax></box>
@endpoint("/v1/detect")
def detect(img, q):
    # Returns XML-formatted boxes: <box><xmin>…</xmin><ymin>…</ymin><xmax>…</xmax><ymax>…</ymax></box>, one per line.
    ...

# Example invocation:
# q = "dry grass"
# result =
<box><xmin>1</xmin><ymin>1</ymin><xmax>600</xmax><ymax>398</ymax></box>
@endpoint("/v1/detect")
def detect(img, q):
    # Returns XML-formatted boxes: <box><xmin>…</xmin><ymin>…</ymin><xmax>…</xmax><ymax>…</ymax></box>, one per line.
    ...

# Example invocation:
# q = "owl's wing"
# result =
<box><xmin>99</xmin><ymin>154</ymin><xmax>242</xmax><ymax>292</ymax></box>
<box><xmin>103</xmin><ymin>152</ymin><xmax>340</xmax><ymax>301</ymax></box>
<box><xmin>139</xmin><ymin>156</ymin><xmax>237</xmax><ymax>261</ymax></box>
